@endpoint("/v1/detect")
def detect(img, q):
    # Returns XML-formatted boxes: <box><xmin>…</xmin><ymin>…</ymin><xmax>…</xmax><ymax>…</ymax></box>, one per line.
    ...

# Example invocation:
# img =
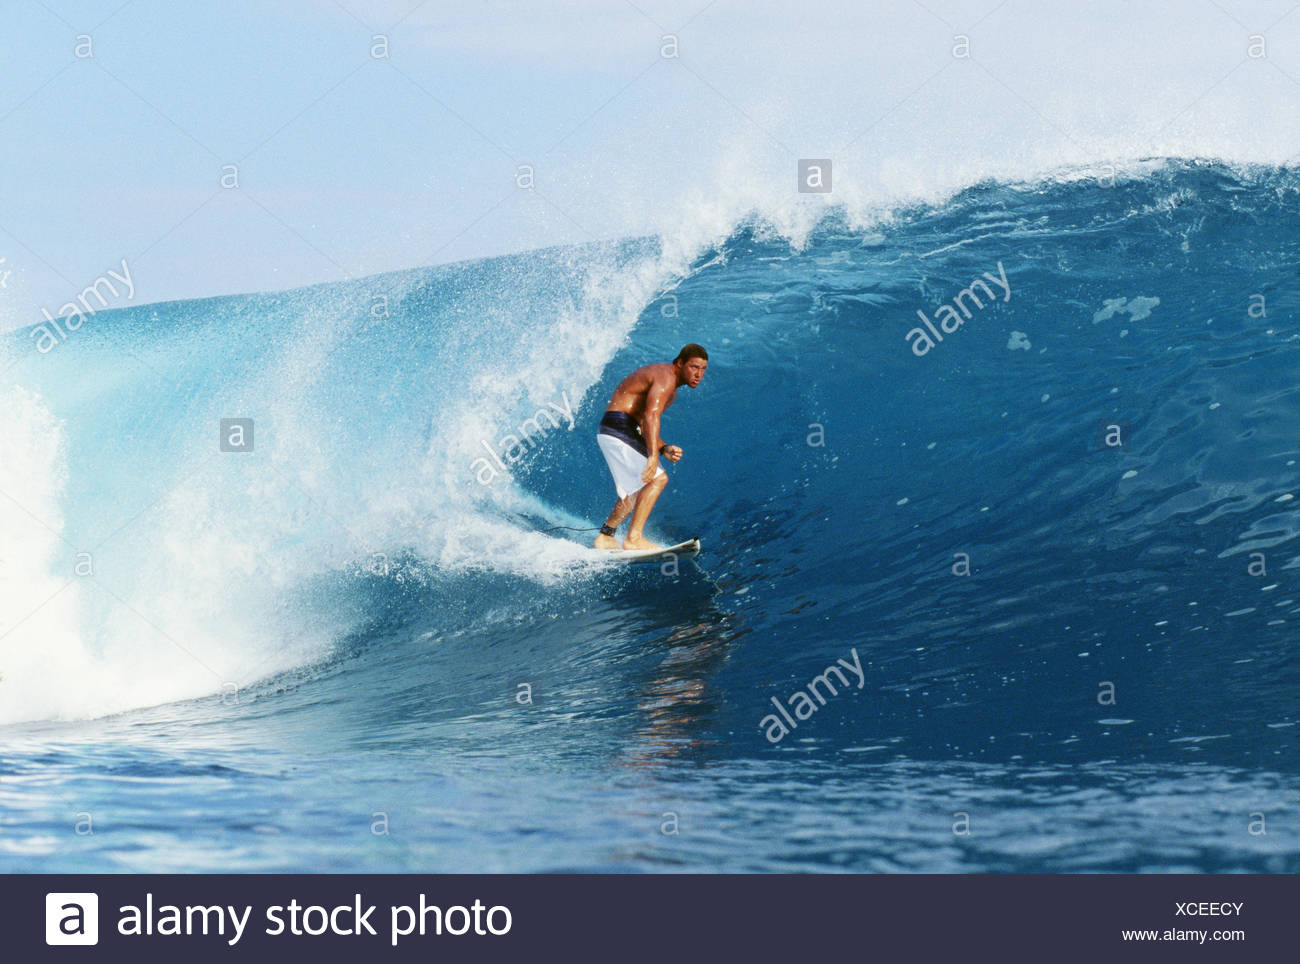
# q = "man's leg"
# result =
<box><xmin>593</xmin><ymin>492</ymin><xmax>637</xmax><ymax>549</ymax></box>
<box><xmin>624</xmin><ymin>472</ymin><xmax>667</xmax><ymax>550</ymax></box>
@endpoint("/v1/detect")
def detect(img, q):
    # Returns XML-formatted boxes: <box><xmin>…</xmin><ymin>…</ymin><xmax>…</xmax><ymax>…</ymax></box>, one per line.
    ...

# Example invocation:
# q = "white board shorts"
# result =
<box><xmin>597</xmin><ymin>432</ymin><xmax>665</xmax><ymax>500</ymax></box>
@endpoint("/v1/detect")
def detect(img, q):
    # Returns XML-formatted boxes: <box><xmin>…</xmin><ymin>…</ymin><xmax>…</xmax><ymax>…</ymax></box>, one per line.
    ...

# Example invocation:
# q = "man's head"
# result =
<box><xmin>673</xmin><ymin>343</ymin><xmax>708</xmax><ymax>387</ymax></box>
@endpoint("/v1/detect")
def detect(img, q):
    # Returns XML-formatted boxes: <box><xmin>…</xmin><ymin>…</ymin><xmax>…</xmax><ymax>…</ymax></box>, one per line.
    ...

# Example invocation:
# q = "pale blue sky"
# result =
<box><xmin>2</xmin><ymin>0</ymin><xmax>1298</xmax><ymax>328</ymax></box>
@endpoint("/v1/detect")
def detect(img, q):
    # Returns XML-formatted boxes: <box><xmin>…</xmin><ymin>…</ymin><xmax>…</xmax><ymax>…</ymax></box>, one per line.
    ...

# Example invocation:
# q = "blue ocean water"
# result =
<box><xmin>2</xmin><ymin>160</ymin><xmax>1299</xmax><ymax>872</ymax></box>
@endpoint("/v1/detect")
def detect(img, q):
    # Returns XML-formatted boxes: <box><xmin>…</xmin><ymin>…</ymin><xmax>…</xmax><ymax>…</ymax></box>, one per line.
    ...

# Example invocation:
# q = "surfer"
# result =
<box><xmin>594</xmin><ymin>344</ymin><xmax>708</xmax><ymax>551</ymax></box>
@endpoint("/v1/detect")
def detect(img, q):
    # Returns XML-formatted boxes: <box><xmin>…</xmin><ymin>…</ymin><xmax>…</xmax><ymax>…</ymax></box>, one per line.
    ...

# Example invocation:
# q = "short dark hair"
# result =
<box><xmin>674</xmin><ymin>343</ymin><xmax>708</xmax><ymax>364</ymax></box>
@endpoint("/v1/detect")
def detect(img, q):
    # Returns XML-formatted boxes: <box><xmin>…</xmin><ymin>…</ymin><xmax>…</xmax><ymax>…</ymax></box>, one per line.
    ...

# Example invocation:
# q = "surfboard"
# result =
<box><xmin>602</xmin><ymin>537</ymin><xmax>701</xmax><ymax>564</ymax></box>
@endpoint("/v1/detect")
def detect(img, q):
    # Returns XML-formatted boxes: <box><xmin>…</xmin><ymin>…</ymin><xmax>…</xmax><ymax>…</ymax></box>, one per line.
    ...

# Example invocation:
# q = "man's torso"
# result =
<box><xmin>605</xmin><ymin>363</ymin><xmax>676</xmax><ymax>424</ymax></box>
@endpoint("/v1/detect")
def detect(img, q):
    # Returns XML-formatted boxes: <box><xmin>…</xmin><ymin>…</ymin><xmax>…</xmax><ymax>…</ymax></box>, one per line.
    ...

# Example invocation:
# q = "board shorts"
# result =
<box><xmin>597</xmin><ymin>410</ymin><xmax>666</xmax><ymax>499</ymax></box>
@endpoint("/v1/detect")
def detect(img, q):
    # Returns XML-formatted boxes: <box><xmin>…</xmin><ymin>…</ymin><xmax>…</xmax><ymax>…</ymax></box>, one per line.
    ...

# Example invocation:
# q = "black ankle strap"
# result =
<box><xmin>599</xmin><ymin>524</ymin><xmax>617</xmax><ymax>537</ymax></box>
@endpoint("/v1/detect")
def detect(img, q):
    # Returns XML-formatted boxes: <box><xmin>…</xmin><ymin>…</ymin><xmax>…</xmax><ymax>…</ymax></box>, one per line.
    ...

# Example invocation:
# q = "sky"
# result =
<box><xmin>2</xmin><ymin>0</ymin><xmax>1299</xmax><ymax>329</ymax></box>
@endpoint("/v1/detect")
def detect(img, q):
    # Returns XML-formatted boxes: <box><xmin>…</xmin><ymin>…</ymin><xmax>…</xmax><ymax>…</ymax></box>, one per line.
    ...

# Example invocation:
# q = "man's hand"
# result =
<box><xmin>640</xmin><ymin>463</ymin><xmax>660</xmax><ymax>485</ymax></box>
<box><xmin>660</xmin><ymin>444</ymin><xmax>683</xmax><ymax>463</ymax></box>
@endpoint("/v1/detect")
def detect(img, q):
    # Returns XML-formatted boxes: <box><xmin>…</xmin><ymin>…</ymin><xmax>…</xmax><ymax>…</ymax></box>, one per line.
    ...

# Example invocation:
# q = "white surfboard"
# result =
<box><xmin>602</xmin><ymin>537</ymin><xmax>701</xmax><ymax>564</ymax></box>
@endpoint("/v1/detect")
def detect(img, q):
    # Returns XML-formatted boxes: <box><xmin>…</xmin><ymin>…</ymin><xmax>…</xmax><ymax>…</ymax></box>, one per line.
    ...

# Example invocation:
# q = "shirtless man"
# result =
<box><xmin>593</xmin><ymin>343</ymin><xmax>708</xmax><ymax>551</ymax></box>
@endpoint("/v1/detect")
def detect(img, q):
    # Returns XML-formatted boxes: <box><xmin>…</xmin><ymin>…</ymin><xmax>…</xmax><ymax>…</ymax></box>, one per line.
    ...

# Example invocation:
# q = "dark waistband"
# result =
<box><xmin>599</xmin><ymin>410</ymin><xmax>642</xmax><ymax>436</ymax></box>
<box><xmin>598</xmin><ymin>410</ymin><xmax>649</xmax><ymax>456</ymax></box>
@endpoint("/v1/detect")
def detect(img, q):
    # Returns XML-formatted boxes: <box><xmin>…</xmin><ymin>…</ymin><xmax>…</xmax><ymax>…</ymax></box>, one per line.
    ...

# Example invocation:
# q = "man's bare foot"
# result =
<box><xmin>622</xmin><ymin>534</ymin><xmax>663</xmax><ymax>551</ymax></box>
<box><xmin>594</xmin><ymin>532</ymin><xmax>620</xmax><ymax>550</ymax></box>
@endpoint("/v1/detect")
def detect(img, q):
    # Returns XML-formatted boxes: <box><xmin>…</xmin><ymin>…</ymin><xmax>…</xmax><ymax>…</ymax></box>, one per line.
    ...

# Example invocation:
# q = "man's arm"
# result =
<box><xmin>640</xmin><ymin>375</ymin><xmax>672</xmax><ymax>466</ymax></box>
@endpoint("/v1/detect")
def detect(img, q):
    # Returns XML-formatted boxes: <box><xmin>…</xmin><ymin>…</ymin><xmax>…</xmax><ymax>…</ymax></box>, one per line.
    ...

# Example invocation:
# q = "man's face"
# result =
<box><xmin>680</xmin><ymin>357</ymin><xmax>707</xmax><ymax>387</ymax></box>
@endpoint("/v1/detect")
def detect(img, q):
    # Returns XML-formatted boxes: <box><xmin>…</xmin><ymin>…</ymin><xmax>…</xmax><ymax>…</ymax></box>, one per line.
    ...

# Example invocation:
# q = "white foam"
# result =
<box><xmin>0</xmin><ymin>382</ymin><xmax>107</xmax><ymax>723</ymax></box>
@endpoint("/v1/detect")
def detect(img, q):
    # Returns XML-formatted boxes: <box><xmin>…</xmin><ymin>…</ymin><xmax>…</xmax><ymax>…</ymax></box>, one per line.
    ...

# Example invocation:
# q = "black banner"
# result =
<box><xmin>4</xmin><ymin>874</ymin><xmax>1294</xmax><ymax>961</ymax></box>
